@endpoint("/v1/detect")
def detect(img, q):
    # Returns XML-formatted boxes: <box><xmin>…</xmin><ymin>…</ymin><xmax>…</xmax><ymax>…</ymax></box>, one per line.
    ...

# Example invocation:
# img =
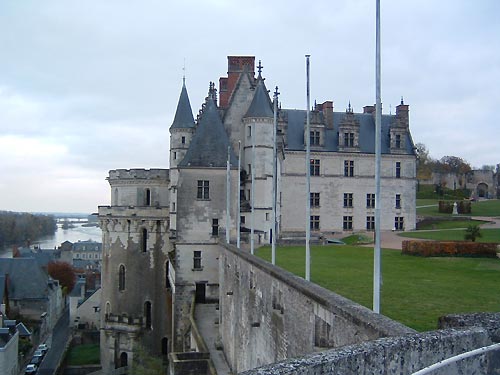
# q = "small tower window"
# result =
<box><xmin>118</xmin><ymin>265</ymin><xmax>125</xmax><ymax>291</ymax></box>
<box><xmin>144</xmin><ymin>301</ymin><xmax>152</xmax><ymax>329</ymax></box>
<box><xmin>396</xmin><ymin>162</ymin><xmax>401</xmax><ymax>178</ymax></box>
<box><xmin>165</xmin><ymin>261</ymin><xmax>171</xmax><ymax>289</ymax></box>
<box><xmin>145</xmin><ymin>188</ymin><xmax>151</xmax><ymax>206</ymax></box>
<box><xmin>141</xmin><ymin>228</ymin><xmax>148</xmax><ymax>252</ymax></box>
<box><xmin>212</xmin><ymin>219</ymin><xmax>219</xmax><ymax>236</ymax></box>
<box><xmin>181</xmin><ymin>136</ymin><xmax>186</xmax><ymax>144</ymax></box>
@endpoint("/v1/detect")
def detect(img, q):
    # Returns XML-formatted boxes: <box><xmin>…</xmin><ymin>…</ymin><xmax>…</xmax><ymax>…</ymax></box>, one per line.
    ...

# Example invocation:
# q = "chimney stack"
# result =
<box><xmin>219</xmin><ymin>56</ymin><xmax>255</xmax><ymax>108</ymax></box>
<box><xmin>320</xmin><ymin>101</ymin><xmax>334</xmax><ymax>129</ymax></box>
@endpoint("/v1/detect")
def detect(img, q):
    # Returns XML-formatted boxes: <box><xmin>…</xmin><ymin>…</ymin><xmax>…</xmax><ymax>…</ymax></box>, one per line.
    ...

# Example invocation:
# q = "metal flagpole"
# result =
<box><xmin>237</xmin><ymin>141</ymin><xmax>241</xmax><ymax>249</ymax></box>
<box><xmin>251</xmin><ymin>121</ymin><xmax>255</xmax><ymax>255</ymax></box>
<box><xmin>272</xmin><ymin>87</ymin><xmax>279</xmax><ymax>265</ymax></box>
<box><xmin>373</xmin><ymin>0</ymin><xmax>382</xmax><ymax>314</ymax></box>
<box><xmin>226</xmin><ymin>146</ymin><xmax>231</xmax><ymax>244</ymax></box>
<box><xmin>305</xmin><ymin>55</ymin><xmax>311</xmax><ymax>281</ymax></box>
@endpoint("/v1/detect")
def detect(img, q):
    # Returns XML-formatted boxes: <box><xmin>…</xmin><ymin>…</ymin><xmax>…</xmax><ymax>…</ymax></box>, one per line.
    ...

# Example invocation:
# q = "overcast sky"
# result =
<box><xmin>1</xmin><ymin>0</ymin><xmax>499</xmax><ymax>213</ymax></box>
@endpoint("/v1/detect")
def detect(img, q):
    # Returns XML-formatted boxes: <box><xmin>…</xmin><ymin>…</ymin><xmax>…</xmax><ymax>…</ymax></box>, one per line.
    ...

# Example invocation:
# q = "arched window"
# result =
<box><xmin>119</xmin><ymin>352</ymin><xmax>128</xmax><ymax>368</ymax></box>
<box><xmin>161</xmin><ymin>337</ymin><xmax>168</xmax><ymax>355</ymax></box>
<box><xmin>118</xmin><ymin>265</ymin><xmax>125</xmax><ymax>291</ymax></box>
<box><xmin>145</xmin><ymin>188</ymin><xmax>151</xmax><ymax>206</ymax></box>
<box><xmin>144</xmin><ymin>301</ymin><xmax>152</xmax><ymax>329</ymax></box>
<box><xmin>165</xmin><ymin>261</ymin><xmax>171</xmax><ymax>289</ymax></box>
<box><xmin>105</xmin><ymin>302</ymin><xmax>111</xmax><ymax>320</ymax></box>
<box><xmin>141</xmin><ymin>228</ymin><xmax>148</xmax><ymax>252</ymax></box>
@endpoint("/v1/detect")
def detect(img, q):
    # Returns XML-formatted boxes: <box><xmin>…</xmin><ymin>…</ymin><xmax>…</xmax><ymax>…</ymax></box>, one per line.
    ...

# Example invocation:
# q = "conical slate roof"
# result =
<box><xmin>179</xmin><ymin>98</ymin><xmax>238</xmax><ymax>168</ymax></box>
<box><xmin>244</xmin><ymin>76</ymin><xmax>273</xmax><ymax>118</ymax></box>
<box><xmin>170</xmin><ymin>82</ymin><xmax>195</xmax><ymax>129</ymax></box>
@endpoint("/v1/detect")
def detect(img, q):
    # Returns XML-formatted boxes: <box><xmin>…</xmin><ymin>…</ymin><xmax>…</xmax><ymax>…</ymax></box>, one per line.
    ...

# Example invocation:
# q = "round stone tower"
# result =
<box><xmin>99</xmin><ymin>168</ymin><xmax>173</xmax><ymax>372</ymax></box>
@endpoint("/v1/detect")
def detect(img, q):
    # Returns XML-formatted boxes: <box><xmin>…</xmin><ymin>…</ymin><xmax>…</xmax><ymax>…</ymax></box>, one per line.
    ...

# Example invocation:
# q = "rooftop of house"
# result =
<box><xmin>0</xmin><ymin>258</ymin><xmax>52</xmax><ymax>300</ymax></box>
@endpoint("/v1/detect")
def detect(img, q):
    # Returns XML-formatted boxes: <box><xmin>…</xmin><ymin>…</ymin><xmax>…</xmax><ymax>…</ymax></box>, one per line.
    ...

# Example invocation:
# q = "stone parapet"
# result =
<box><xmin>108</xmin><ymin>168</ymin><xmax>169</xmax><ymax>181</ymax></box>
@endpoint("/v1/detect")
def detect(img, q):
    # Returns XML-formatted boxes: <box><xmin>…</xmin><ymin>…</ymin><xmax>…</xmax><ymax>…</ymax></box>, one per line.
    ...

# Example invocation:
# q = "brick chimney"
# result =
<box><xmin>320</xmin><ymin>101</ymin><xmax>334</xmax><ymax>129</ymax></box>
<box><xmin>219</xmin><ymin>56</ymin><xmax>255</xmax><ymax>108</ymax></box>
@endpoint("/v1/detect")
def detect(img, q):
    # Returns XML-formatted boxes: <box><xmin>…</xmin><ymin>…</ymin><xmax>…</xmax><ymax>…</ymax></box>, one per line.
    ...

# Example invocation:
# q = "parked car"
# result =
<box><xmin>25</xmin><ymin>364</ymin><xmax>37</xmax><ymax>374</ymax></box>
<box><xmin>37</xmin><ymin>343</ymin><xmax>49</xmax><ymax>353</ymax></box>
<box><xmin>33</xmin><ymin>349</ymin><xmax>44</xmax><ymax>357</ymax></box>
<box><xmin>30</xmin><ymin>355</ymin><xmax>42</xmax><ymax>366</ymax></box>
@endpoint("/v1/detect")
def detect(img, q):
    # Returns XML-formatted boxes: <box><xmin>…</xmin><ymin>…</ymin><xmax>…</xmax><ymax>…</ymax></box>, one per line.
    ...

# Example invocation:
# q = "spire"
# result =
<box><xmin>170</xmin><ymin>82</ymin><xmax>195</xmax><ymax>130</ymax></box>
<box><xmin>179</xmin><ymin>98</ymin><xmax>237</xmax><ymax>168</ymax></box>
<box><xmin>401</xmin><ymin>96</ymin><xmax>404</xmax><ymax>105</ymax></box>
<box><xmin>257</xmin><ymin>60</ymin><xmax>263</xmax><ymax>77</ymax></box>
<box><xmin>244</xmin><ymin>76</ymin><xmax>273</xmax><ymax>118</ymax></box>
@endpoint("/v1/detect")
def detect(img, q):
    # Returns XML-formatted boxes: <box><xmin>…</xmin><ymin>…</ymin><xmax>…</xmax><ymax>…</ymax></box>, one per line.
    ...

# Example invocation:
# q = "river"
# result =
<box><xmin>0</xmin><ymin>222</ymin><xmax>102</xmax><ymax>258</ymax></box>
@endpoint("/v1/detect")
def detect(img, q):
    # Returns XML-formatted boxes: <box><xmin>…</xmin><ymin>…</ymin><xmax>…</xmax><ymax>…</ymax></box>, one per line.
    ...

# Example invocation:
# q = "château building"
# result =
<box><xmin>98</xmin><ymin>56</ymin><xmax>417</xmax><ymax>372</ymax></box>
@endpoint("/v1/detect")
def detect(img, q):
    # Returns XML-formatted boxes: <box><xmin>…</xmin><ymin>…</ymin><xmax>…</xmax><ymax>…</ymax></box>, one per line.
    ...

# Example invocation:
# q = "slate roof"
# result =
<box><xmin>16</xmin><ymin>322</ymin><xmax>31</xmax><ymax>337</ymax></box>
<box><xmin>179</xmin><ymin>98</ymin><xmax>238</xmax><ymax>168</ymax></box>
<box><xmin>284</xmin><ymin>110</ymin><xmax>415</xmax><ymax>155</ymax></box>
<box><xmin>170</xmin><ymin>82</ymin><xmax>195</xmax><ymax>129</ymax></box>
<box><xmin>0</xmin><ymin>258</ymin><xmax>49</xmax><ymax>300</ymax></box>
<box><xmin>16</xmin><ymin>247</ymin><xmax>59</xmax><ymax>268</ymax></box>
<box><xmin>244</xmin><ymin>76</ymin><xmax>273</xmax><ymax>118</ymax></box>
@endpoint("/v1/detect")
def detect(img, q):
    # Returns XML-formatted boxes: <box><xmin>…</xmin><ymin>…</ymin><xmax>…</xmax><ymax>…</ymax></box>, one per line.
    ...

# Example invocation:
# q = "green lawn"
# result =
<box><xmin>66</xmin><ymin>344</ymin><xmax>100</xmax><ymax>365</ymax></box>
<box><xmin>416</xmin><ymin>199</ymin><xmax>439</xmax><ymax>207</ymax></box>
<box><xmin>417</xmin><ymin>219</ymin><xmax>487</xmax><ymax>230</ymax></box>
<box><xmin>417</xmin><ymin>199</ymin><xmax>500</xmax><ymax>217</ymax></box>
<box><xmin>399</xmin><ymin>228</ymin><xmax>500</xmax><ymax>242</ymax></box>
<box><xmin>256</xmin><ymin>245</ymin><xmax>500</xmax><ymax>332</ymax></box>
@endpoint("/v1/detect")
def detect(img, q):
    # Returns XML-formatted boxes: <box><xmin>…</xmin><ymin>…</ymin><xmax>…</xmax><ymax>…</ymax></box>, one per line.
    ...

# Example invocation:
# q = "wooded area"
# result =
<box><xmin>0</xmin><ymin>211</ymin><xmax>57</xmax><ymax>248</ymax></box>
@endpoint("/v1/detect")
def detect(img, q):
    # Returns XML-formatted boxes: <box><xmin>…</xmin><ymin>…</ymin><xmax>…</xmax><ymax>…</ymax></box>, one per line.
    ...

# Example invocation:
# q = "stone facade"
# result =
<box><xmin>98</xmin><ymin>55</ymin><xmax>417</xmax><ymax>371</ymax></box>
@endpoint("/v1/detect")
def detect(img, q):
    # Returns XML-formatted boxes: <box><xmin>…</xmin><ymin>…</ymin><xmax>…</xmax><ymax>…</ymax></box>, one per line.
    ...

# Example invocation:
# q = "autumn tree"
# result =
<box><xmin>415</xmin><ymin>142</ymin><xmax>433</xmax><ymax>180</ymax></box>
<box><xmin>48</xmin><ymin>261</ymin><xmax>77</xmax><ymax>294</ymax></box>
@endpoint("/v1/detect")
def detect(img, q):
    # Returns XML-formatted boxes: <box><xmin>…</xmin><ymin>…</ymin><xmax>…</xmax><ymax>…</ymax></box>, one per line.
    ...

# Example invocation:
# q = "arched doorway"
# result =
<box><xmin>119</xmin><ymin>352</ymin><xmax>128</xmax><ymax>368</ymax></box>
<box><xmin>477</xmin><ymin>183</ymin><xmax>489</xmax><ymax>198</ymax></box>
<box><xmin>161</xmin><ymin>337</ymin><xmax>168</xmax><ymax>355</ymax></box>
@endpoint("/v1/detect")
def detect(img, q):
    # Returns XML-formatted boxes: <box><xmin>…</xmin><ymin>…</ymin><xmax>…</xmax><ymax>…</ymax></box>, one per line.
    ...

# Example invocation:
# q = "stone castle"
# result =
<box><xmin>98</xmin><ymin>56</ymin><xmax>425</xmax><ymax>373</ymax></box>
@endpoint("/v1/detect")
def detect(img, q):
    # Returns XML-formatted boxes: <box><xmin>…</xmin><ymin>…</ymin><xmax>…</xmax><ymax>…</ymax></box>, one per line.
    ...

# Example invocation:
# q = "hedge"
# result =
<box><xmin>438</xmin><ymin>200</ymin><xmax>471</xmax><ymax>214</ymax></box>
<box><xmin>402</xmin><ymin>240</ymin><xmax>499</xmax><ymax>258</ymax></box>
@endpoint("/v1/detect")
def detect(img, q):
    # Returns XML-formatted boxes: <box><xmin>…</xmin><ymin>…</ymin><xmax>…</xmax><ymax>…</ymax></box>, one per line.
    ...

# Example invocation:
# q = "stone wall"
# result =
<box><xmin>219</xmin><ymin>244</ymin><xmax>414</xmax><ymax>373</ymax></box>
<box><xmin>240</xmin><ymin>326</ymin><xmax>499</xmax><ymax>375</ymax></box>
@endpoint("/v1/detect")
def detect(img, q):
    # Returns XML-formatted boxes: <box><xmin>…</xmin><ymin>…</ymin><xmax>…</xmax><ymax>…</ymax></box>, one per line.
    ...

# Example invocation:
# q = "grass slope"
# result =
<box><xmin>66</xmin><ymin>344</ymin><xmax>100</xmax><ymax>365</ymax></box>
<box><xmin>256</xmin><ymin>245</ymin><xmax>500</xmax><ymax>332</ymax></box>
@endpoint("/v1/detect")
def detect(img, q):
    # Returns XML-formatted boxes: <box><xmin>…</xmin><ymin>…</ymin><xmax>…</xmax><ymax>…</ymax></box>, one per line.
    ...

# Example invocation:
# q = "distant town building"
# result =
<box><xmin>0</xmin><ymin>313</ymin><xmax>19</xmax><ymax>375</ymax></box>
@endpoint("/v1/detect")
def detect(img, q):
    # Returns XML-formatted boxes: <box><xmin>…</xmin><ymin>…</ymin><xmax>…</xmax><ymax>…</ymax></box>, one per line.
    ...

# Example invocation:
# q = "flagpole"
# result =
<box><xmin>251</xmin><ymin>121</ymin><xmax>255</xmax><ymax>255</ymax></box>
<box><xmin>237</xmin><ymin>141</ymin><xmax>241</xmax><ymax>249</ymax></box>
<box><xmin>226</xmin><ymin>146</ymin><xmax>231</xmax><ymax>245</ymax></box>
<box><xmin>305</xmin><ymin>55</ymin><xmax>311</xmax><ymax>281</ymax></box>
<box><xmin>373</xmin><ymin>0</ymin><xmax>382</xmax><ymax>314</ymax></box>
<box><xmin>272</xmin><ymin>87</ymin><xmax>279</xmax><ymax>265</ymax></box>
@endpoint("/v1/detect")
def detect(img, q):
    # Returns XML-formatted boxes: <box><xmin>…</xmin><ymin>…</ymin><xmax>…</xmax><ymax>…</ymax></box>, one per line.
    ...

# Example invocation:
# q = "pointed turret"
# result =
<box><xmin>179</xmin><ymin>98</ymin><xmax>237</xmax><ymax>168</ymax></box>
<box><xmin>244</xmin><ymin>75</ymin><xmax>273</xmax><ymax>119</ymax></box>
<box><xmin>170</xmin><ymin>82</ymin><xmax>196</xmax><ymax>168</ymax></box>
<box><xmin>170</xmin><ymin>81</ymin><xmax>195</xmax><ymax>130</ymax></box>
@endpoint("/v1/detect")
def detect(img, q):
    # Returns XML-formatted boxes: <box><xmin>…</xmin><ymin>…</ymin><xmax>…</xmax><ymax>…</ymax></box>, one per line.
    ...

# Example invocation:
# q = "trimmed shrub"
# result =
<box><xmin>402</xmin><ymin>240</ymin><xmax>498</xmax><ymax>258</ymax></box>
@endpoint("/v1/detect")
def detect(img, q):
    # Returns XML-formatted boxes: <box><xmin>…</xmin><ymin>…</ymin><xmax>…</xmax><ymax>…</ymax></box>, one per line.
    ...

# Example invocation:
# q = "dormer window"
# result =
<box><xmin>310</xmin><ymin>131</ymin><xmax>320</xmax><ymax>146</ymax></box>
<box><xmin>344</xmin><ymin>132</ymin><xmax>355</xmax><ymax>147</ymax></box>
<box><xmin>395</xmin><ymin>134</ymin><xmax>401</xmax><ymax>149</ymax></box>
<box><xmin>181</xmin><ymin>136</ymin><xmax>186</xmax><ymax>144</ymax></box>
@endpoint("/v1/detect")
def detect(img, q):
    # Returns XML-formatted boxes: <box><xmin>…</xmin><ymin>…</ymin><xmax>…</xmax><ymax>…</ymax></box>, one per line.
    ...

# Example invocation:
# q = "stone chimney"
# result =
<box><xmin>363</xmin><ymin>105</ymin><xmax>375</xmax><ymax>114</ymax></box>
<box><xmin>219</xmin><ymin>56</ymin><xmax>255</xmax><ymax>108</ymax></box>
<box><xmin>319</xmin><ymin>101</ymin><xmax>334</xmax><ymax>129</ymax></box>
<box><xmin>396</xmin><ymin>98</ymin><xmax>409</xmax><ymax>128</ymax></box>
